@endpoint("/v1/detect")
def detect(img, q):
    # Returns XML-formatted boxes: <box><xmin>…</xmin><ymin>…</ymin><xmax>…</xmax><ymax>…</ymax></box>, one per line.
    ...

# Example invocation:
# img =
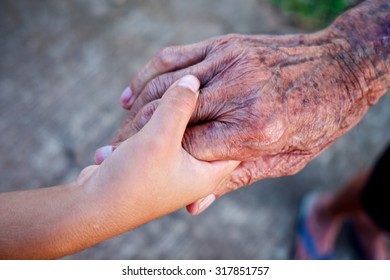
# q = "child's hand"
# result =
<box><xmin>0</xmin><ymin>75</ymin><xmax>238</xmax><ymax>259</ymax></box>
<box><xmin>83</xmin><ymin>75</ymin><xmax>240</xmax><ymax>229</ymax></box>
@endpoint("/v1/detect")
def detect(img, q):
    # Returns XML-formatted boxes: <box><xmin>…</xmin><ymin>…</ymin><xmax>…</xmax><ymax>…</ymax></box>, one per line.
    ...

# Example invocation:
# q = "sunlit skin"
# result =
<box><xmin>100</xmin><ymin>0</ymin><xmax>390</xmax><ymax>213</ymax></box>
<box><xmin>0</xmin><ymin>76</ymin><xmax>239</xmax><ymax>259</ymax></box>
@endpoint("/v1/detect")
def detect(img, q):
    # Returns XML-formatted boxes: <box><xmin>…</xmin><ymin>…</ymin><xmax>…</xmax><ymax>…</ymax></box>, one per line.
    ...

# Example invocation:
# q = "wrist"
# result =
<box><xmin>327</xmin><ymin>0</ymin><xmax>390</xmax><ymax>104</ymax></box>
<box><xmin>69</xmin><ymin>167</ymin><xmax>135</xmax><ymax>247</ymax></box>
<box><xmin>77</xmin><ymin>163</ymin><xmax>157</xmax><ymax>234</ymax></box>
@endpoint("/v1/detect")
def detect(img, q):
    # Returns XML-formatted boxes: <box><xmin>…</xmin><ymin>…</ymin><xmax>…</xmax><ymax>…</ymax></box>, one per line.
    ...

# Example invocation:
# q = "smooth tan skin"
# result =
<box><xmin>0</xmin><ymin>76</ymin><xmax>239</xmax><ymax>259</ymax></box>
<box><xmin>106</xmin><ymin>0</ymin><xmax>390</xmax><ymax>214</ymax></box>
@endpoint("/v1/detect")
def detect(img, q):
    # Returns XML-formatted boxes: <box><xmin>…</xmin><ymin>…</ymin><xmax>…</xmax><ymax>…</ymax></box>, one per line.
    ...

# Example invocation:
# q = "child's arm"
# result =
<box><xmin>0</xmin><ymin>75</ymin><xmax>239</xmax><ymax>259</ymax></box>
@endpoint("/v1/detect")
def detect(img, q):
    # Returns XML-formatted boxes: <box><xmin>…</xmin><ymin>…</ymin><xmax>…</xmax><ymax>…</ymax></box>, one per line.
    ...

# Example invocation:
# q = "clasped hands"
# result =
<box><xmin>95</xmin><ymin>26</ymin><xmax>370</xmax><ymax>215</ymax></box>
<box><xmin>2</xmin><ymin>2</ymin><xmax>386</xmax><ymax>259</ymax></box>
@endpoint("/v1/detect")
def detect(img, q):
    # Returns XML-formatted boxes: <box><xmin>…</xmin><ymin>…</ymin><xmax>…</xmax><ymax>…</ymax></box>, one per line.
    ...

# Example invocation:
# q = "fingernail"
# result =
<box><xmin>197</xmin><ymin>194</ymin><xmax>216</xmax><ymax>214</ymax></box>
<box><xmin>177</xmin><ymin>75</ymin><xmax>200</xmax><ymax>92</ymax></box>
<box><xmin>120</xmin><ymin>87</ymin><xmax>132</xmax><ymax>104</ymax></box>
<box><xmin>94</xmin><ymin>145</ymin><xmax>113</xmax><ymax>164</ymax></box>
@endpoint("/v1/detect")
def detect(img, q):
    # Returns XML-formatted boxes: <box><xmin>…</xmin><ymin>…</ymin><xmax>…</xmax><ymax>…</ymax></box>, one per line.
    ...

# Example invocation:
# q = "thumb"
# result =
<box><xmin>143</xmin><ymin>75</ymin><xmax>200</xmax><ymax>144</ymax></box>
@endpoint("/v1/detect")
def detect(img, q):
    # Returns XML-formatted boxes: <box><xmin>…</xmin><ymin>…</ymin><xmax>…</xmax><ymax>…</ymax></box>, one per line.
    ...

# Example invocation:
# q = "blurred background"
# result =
<box><xmin>1</xmin><ymin>0</ymin><xmax>389</xmax><ymax>259</ymax></box>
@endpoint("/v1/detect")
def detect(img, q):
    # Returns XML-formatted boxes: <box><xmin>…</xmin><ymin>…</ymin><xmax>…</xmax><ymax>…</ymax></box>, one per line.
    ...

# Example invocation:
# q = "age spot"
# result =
<box><xmin>380</xmin><ymin>19</ymin><xmax>390</xmax><ymax>40</ymax></box>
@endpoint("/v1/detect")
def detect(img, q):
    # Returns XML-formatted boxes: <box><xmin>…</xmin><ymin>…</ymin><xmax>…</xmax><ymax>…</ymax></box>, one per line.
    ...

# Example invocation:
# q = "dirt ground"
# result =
<box><xmin>1</xmin><ymin>0</ymin><xmax>389</xmax><ymax>259</ymax></box>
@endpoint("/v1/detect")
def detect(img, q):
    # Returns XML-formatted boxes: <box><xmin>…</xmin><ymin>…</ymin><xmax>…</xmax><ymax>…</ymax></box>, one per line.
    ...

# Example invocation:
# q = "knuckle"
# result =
<box><xmin>182</xmin><ymin>131</ymin><xmax>195</xmax><ymax>156</ymax></box>
<box><xmin>155</xmin><ymin>47</ymin><xmax>166</xmax><ymax>60</ymax></box>
<box><xmin>145</xmin><ymin>78</ymin><xmax>159</xmax><ymax>97</ymax></box>
<box><xmin>247</xmin><ymin>111</ymin><xmax>287</xmax><ymax>149</ymax></box>
<box><xmin>280</xmin><ymin>153</ymin><xmax>311</xmax><ymax>176</ymax></box>
<box><xmin>214</xmin><ymin>178</ymin><xmax>244</xmax><ymax>198</ymax></box>
<box><xmin>258</xmin><ymin>152</ymin><xmax>311</xmax><ymax>178</ymax></box>
<box><xmin>240</xmin><ymin>164</ymin><xmax>262</xmax><ymax>186</ymax></box>
<box><xmin>156</xmin><ymin>46</ymin><xmax>176</xmax><ymax>68</ymax></box>
<box><xmin>134</xmin><ymin>101</ymin><xmax>159</xmax><ymax>131</ymax></box>
<box><xmin>144</xmin><ymin>76</ymin><xmax>167</xmax><ymax>101</ymax></box>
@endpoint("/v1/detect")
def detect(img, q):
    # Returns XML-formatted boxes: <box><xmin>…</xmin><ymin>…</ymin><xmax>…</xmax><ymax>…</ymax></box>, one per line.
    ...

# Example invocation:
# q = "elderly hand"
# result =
<box><xmin>98</xmin><ymin>0</ymin><xmax>390</xmax><ymax>214</ymax></box>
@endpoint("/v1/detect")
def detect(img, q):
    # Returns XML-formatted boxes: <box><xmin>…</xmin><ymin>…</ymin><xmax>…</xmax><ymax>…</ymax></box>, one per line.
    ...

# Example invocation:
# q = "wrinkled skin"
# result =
<box><xmin>107</xmin><ymin>0</ymin><xmax>390</xmax><ymax>210</ymax></box>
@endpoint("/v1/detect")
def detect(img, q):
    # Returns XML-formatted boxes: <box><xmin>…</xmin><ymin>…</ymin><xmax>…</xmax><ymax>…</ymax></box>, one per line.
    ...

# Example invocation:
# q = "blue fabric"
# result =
<box><xmin>297</xmin><ymin>193</ymin><xmax>335</xmax><ymax>260</ymax></box>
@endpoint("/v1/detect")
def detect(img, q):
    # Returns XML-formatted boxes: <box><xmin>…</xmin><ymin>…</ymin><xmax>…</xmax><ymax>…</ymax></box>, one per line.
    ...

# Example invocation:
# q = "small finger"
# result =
<box><xmin>120</xmin><ymin>87</ymin><xmax>134</xmax><ymax>109</ymax></box>
<box><xmin>94</xmin><ymin>144</ymin><xmax>121</xmax><ymax>164</ymax></box>
<box><xmin>186</xmin><ymin>194</ymin><xmax>216</xmax><ymax>215</ymax></box>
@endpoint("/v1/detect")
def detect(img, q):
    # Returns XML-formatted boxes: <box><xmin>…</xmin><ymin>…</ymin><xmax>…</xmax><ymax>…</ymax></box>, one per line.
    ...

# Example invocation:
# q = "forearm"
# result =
<box><xmin>270</xmin><ymin>0</ymin><xmax>390</xmax><ymax>157</ymax></box>
<box><xmin>328</xmin><ymin>0</ymin><xmax>390</xmax><ymax>103</ymax></box>
<box><xmin>0</xmin><ymin>183</ymin><xmax>181</xmax><ymax>259</ymax></box>
<box><xmin>0</xmin><ymin>180</ymin><xmax>108</xmax><ymax>259</ymax></box>
<box><xmin>0</xmin><ymin>165</ymin><xmax>213</xmax><ymax>259</ymax></box>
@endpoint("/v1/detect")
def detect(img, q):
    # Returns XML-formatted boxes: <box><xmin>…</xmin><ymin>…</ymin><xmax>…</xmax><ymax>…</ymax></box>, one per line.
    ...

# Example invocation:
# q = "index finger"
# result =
<box><xmin>121</xmin><ymin>41</ymin><xmax>208</xmax><ymax>110</ymax></box>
